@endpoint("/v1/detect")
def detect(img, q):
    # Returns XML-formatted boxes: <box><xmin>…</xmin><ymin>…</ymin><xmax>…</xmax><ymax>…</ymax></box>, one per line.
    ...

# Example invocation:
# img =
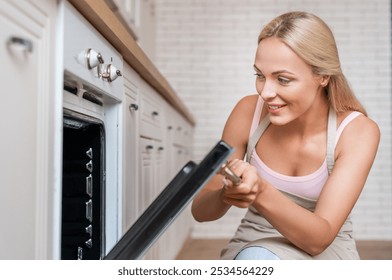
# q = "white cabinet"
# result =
<box><xmin>122</xmin><ymin>63</ymin><xmax>194</xmax><ymax>260</ymax></box>
<box><xmin>110</xmin><ymin>0</ymin><xmax>156</xmax><ymax>61</ymax></box>
<box><xmin>122</xmin><ymin>64</ymin><xmax>140</xmax><ymax>231</ymax></box>
<box><xmin>0</xmin><ymin>0</ymin><xmax>58</xmax><ymax>259</ymax></box>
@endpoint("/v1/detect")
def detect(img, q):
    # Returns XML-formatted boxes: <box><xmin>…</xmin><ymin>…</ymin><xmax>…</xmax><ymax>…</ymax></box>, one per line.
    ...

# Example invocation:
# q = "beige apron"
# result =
<box><xmin>220</xmin><ymin>109</ymin><xmax>360</xmax><ymax>260</ymax></box>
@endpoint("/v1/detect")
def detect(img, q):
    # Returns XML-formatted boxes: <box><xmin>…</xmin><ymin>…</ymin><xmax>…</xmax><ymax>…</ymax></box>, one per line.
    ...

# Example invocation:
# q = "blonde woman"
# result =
<box><xmin>191</xmin><ymin>11</ymin><xmax>380</xmax><ymax>260</ymax></box>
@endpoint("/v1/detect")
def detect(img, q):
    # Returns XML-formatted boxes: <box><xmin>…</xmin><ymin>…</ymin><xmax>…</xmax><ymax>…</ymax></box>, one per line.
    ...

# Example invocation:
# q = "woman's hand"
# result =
<box><xmin>220</xmin><ymin>159</ymin><xmax>263</xmax><ymax>208</ymax></box>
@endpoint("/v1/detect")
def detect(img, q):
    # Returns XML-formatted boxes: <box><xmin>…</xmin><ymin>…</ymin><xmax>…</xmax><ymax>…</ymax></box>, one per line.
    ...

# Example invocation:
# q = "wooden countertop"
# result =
<box><xmin>68</xmin><ymin>0</ymin><xmax>196</xmax><ymax>126</ymax></box>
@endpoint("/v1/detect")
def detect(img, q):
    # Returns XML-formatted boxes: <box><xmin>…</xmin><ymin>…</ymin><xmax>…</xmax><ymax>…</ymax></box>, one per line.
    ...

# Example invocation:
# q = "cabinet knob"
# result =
<box><xmin>158</xmin><ymin>147</ymin><xmax>164</xmax><ymax>151</ymax></box>
<box><xmin>129</xmin><ymin>103</ymin><xmax>139</xmax><ymax>111</ymax></box>
<box><xmin>7</xmin><ymin>36</ymin><xmax>33</xmax><ymax>53</ymax></box>
<box><xmin>77</xmin><ymin>48</ymin><xmax>104</xmax><ymax>69</ymax></box>
<box><xmin>102</xmin><ymin>64</ymin><xmax>122</xmax><ymax>82</ymax></box>
<box><xmin>152</xmin><ymin>111</ymin><xmax>159</xmax><ymax>116</ymax></box>
<box><xmin>146</xmin><ymin>145</ymin><xmax>154</xmax><ymax>150</ymax></box>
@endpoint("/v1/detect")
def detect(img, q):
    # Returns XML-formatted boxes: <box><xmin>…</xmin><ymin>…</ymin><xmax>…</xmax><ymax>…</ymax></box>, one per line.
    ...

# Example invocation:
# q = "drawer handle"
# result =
<box><xmin>158</xmin><ymin>147</ymin><xmax>164</xmax><ymax>151</ymax></box>
<box><xmin>146</xmin><ymin>145</ymin><xmax>154</xmax><ymax>150</ymax></box>
<box><xmin>152</xmin><ymin>111</ymin><xmax>159</xmax><ymax>116</ymax></box>
<box><xmin>129</xmin><ymin>103</ymin><xmax>139</xmax><ymax>111</ymax></box>
<box><xmin>7</xmin><ymin>36</ymin><xmax>33</xmax><ymax>53</ymax></box>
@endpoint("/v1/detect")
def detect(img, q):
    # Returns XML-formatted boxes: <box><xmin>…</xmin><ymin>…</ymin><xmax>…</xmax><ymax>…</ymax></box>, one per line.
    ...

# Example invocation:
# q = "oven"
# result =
<box><xmin>60</xmin><ymin>1</ymin><xmax>123</xmax><ymax>259</ymax></box>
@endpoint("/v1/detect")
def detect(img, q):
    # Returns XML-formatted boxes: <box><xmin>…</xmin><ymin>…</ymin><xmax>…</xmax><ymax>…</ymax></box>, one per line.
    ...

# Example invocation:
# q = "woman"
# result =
<box><xmin>191</xmin><ymin>11</ymin><xmax>380</xmax><ymax>260</ymax></box>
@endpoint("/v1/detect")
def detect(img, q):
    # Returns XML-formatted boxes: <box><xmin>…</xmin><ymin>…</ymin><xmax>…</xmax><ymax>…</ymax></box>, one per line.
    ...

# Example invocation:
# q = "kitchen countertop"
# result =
<box><xmin>68</xmin><ymin>0</ymin><xmax>196</xmax><ymax>126</ymax></box>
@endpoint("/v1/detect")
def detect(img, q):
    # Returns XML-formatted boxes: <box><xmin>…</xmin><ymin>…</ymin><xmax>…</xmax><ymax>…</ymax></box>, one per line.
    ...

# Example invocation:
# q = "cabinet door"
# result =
<box><xmin>139</xmin><ymin>137</ymin><xmax>155</xmax><ymax>215</ymax></box>
<box><xmin>0</xmin><ymin>0</ymin><xmax>56</xmax><ymax>259</ymax></box>
<box><xmin>123</xmin><ymin>94</ymin><xmax>139</xmax><ymax>231</ymax></box>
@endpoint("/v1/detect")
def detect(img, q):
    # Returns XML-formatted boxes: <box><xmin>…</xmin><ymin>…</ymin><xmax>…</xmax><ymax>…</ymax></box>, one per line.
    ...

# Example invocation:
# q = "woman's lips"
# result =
<box><xmin>268</xmin><ymin>104</ymin><xmax>286</xmax><ymax>112</ymax></box>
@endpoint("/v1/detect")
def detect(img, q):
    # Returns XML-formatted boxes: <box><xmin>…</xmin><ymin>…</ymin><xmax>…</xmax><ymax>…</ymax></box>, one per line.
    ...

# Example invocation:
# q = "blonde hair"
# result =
<box><xmin>258</xmin><ymin>11</ymin><xmax>367</xmax><ymax>115</ymax></box>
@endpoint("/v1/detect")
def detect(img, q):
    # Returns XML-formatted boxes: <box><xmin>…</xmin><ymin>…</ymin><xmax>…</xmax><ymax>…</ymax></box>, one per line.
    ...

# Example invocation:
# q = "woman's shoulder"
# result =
<box><xmin>227</xmin><ymin>94</ymin><xmax>260</xmax><ymax>121</ymax></box>
<box><xmin>235</xmin><ymin>94</ymin><xmax>260</xmax><ymax>109</ymax></box>
<box><xmin>222</xmin><ymin>94</ymin><xmax>260</xmax><ymax>147</ymax></box>
<box><xmin>336</xmin><ymin>111</ymin><xmax>380</xmax><ymax>147</ymax></box>
<box><xmin>337</xmin><ymin>111</ymin><xmax>379</xmax><ymax>133</ymax></box>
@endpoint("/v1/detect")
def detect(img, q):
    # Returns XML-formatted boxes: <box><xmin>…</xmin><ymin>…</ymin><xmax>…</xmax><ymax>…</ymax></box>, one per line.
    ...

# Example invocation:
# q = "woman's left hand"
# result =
<box><xmin>220</xmin><ymin>159</ymin><xmax>263</xmax><ymax>208</ymax></box>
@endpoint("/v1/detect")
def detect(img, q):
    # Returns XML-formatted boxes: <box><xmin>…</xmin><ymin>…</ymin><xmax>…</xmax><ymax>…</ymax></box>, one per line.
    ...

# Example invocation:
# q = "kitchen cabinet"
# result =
<box><xmin>0</xmin><ymin>0</ymin><xmax>58</xmax><ymax>259</ymax></box>
<box><xmin>122</xmin><ymin>63</ymin><xmax>194</xmax><ymax>260</ymax></box>
<box><xmin>122</xmin><ymin>64</ymin><xmax>140</xmax><ymax>231</ymax></box>
<box><xmin>109</xmin><ymin>0</ymin><xmax>156</xmax><ymax>61</ymax></box>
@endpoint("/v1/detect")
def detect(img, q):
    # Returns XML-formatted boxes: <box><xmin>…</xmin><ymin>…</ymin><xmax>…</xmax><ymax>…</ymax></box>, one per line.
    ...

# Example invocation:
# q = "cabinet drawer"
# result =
<box><xmin>139</xmin><ymin>93</ymin><xmax>163</xmax><ymax>140</ymax></box>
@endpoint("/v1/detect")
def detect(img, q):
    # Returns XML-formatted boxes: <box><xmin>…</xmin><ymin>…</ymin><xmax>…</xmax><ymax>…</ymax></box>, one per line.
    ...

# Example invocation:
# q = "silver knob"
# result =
<box><xmin>146</xmin><ymin>145</ymin><xmax>154</xmax><ymax>151</ymax></box>
<box><xmin>7</xmin><ymin>36</ymin><xmax>33</xmax><ymax>53</ymax></box>
<box><xmin>129</xmin><ymin>103</ymin><xmax>139</xmax><ymax>111</ymax></box>
<box><xmin>76</xmin><ymin>48</ymin><xmax>104</xmax><ymax>69</ymax></box>
<box><xmin>102</xmin><ymin>64</ymin><xmax>122</xmax><ymax>82</ymax></box>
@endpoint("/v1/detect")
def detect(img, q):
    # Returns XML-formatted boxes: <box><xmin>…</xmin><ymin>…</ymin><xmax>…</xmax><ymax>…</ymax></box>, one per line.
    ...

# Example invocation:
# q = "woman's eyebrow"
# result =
<box><xmin>253</xmin><ymin>64</ymin><xmax>261</xmax><ymax>72</ymax></box>
<box><xmin>272</xmin><ymin>70</ymin><xmax>295</xmax><ymax>75</ymax></box>
<box><xmin>254</xmin><ymin>65</ymin><xmax>295</xmax><ymax>75</ymax></box>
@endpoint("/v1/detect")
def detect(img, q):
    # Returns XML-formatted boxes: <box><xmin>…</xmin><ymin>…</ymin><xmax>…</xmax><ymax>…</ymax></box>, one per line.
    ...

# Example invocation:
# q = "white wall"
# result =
<box><xmin>154</xmin><ymin>0</ymin><xmax>392</xmax><ymax>240</ymax></box>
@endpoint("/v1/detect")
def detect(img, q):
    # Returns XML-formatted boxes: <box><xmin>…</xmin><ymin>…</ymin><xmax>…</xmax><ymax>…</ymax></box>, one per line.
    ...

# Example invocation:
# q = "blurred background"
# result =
<box><xmin>138</xmin><ymin>0</ymin><xmax>392</xmax><ymax>243</ymax></box>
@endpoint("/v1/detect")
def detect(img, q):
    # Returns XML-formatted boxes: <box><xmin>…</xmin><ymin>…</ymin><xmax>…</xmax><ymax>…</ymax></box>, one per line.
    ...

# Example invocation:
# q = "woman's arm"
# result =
<box><xmin>191</xmin><ymin>95</ymin><xmax>259</xmax><ymax>222</ymax></box>
<box><xmin>251</xmin><ymin>115</ymin><xmax>380</xmax><ymax>255</ymax></box>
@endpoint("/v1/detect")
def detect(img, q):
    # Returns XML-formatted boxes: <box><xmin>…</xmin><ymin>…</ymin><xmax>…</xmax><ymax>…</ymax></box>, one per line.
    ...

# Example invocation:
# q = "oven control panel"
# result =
<box><xmin>63</xmin><ymin>2</ymin><xmax>123</xmax><ymax>102</ymax></box>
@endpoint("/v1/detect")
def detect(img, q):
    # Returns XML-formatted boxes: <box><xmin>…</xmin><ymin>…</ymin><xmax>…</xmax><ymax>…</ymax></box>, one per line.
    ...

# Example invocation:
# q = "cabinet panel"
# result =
<box><xmin>123</xmin><ymin>94</ymin><xmax>139</xmax><ymax>231</ymax></box>
<box><xmin>139</xmin><ymin>137</ymin><xmax>155</xmax><ymax>214</ymax></box>
<box><xmin>0</xmin><ymin>0</ymin><xmax>57</xmax><ymax>259</ymax></box>
<box><xmin>139</xmin><ymin>83</ymin><xmax>164</xmax><ymax>140</ymax></box>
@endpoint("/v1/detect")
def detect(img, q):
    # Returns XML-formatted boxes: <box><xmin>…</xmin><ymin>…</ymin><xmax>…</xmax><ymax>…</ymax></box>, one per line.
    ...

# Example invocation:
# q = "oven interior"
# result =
<box><xmin>61</xmin><ymin>111</ymin><xmax>105</xmax><ymax>260</ymax></box>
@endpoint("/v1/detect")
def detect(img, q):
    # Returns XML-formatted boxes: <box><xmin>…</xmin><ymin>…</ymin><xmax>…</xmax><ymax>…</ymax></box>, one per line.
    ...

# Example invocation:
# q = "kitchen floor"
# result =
<box><xmin>176</xmin><ymin>239</ymin><xmax>392</xmax><ymax>260</ymax></box>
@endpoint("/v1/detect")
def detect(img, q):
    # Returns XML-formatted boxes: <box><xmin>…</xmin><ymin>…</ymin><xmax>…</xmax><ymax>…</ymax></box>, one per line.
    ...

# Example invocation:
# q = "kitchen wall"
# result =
<box><xmin>153</xmin><ymin>0</ymin><xmax>392</xmax><ymax>240</ymax></box>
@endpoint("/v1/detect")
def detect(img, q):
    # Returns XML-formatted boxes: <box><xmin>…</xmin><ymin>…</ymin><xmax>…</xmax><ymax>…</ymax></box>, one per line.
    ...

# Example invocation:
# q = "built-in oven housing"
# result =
<box><xmin>60</xmin><ymin>1</ymin><xmax>124</xmax><ymax>259</ymax></box>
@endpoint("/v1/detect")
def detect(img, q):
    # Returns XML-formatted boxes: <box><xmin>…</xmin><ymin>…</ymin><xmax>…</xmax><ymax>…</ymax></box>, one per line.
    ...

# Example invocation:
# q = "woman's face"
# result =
<box><xmin>254</xmin><ymin>37</ymin><xmax>326</xmax><ymax>126</ymax></box>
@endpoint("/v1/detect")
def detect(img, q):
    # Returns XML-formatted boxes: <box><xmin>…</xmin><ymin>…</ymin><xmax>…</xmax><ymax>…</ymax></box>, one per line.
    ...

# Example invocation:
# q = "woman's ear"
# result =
<box><xmin>320</xmin><ymin>75</ymin><xmax>330</xmax><ymax>87</ymax></box>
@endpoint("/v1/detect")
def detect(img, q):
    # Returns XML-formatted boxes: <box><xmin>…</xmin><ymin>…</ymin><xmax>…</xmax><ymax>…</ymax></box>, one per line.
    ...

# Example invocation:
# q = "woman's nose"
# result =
<box><xmin>259</xmin><ymin>81</ymin><xmax>277</xmax><ymax>100</ymax></box>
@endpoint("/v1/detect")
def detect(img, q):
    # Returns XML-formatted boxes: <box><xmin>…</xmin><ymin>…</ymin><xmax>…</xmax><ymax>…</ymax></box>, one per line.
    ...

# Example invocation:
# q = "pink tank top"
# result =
<box><xmin>248</xmin><ymin>96</ymin><xmax>362</xmax><ymax>200</ymax></box>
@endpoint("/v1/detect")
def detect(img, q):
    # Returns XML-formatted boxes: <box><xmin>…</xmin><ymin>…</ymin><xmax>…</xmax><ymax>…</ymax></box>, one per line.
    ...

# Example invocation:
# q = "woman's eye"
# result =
<box><xmin>278</xmin><ymin>77</ymin><xmax>291</xmax><ymax>85</ymax></box>
<box><xmin>254</xmin><ymin>73</ymin><xmax>265</xmax><ymax>80</ymax></box>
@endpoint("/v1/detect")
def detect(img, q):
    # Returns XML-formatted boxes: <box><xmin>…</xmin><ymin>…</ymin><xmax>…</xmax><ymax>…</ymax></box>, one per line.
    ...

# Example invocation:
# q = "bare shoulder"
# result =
<box><xmin>233</xmin><ymin>94</ymin><xmax>259</xmax><ymax>112</ymax></box>
<box><xmin>336</xmin><ymin>112</ymin><xmax>380</xmax><ymax>156</ymax></box>
<box><xmin>339</xmin><ymin>112</ymin><xmax>380</xmax><ymax>138</ymax></box>
<box><xmin>225</xmin><ymin>94</ymin><xmax>259</xmax><ymax>123</ymax></box>
<box><xmin>222</xmin><ymin>94</ymin><xmax>259</xmax><ymax>150</ymax></box>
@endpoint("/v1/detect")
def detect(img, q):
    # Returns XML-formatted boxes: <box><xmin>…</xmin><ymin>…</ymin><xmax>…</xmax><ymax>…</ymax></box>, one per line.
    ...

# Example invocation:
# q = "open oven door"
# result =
<box><xmin>104</xmin><ymin>140</ymin><xmax>234</xmax><ymax>260</ymax></box>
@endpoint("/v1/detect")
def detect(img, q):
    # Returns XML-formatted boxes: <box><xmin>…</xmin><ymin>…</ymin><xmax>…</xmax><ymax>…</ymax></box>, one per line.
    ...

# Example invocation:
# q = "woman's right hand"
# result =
<box><xmin>220</xmin><ymin>159</ymin><xmax>263</xmax><ymax>208</ymax></box>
